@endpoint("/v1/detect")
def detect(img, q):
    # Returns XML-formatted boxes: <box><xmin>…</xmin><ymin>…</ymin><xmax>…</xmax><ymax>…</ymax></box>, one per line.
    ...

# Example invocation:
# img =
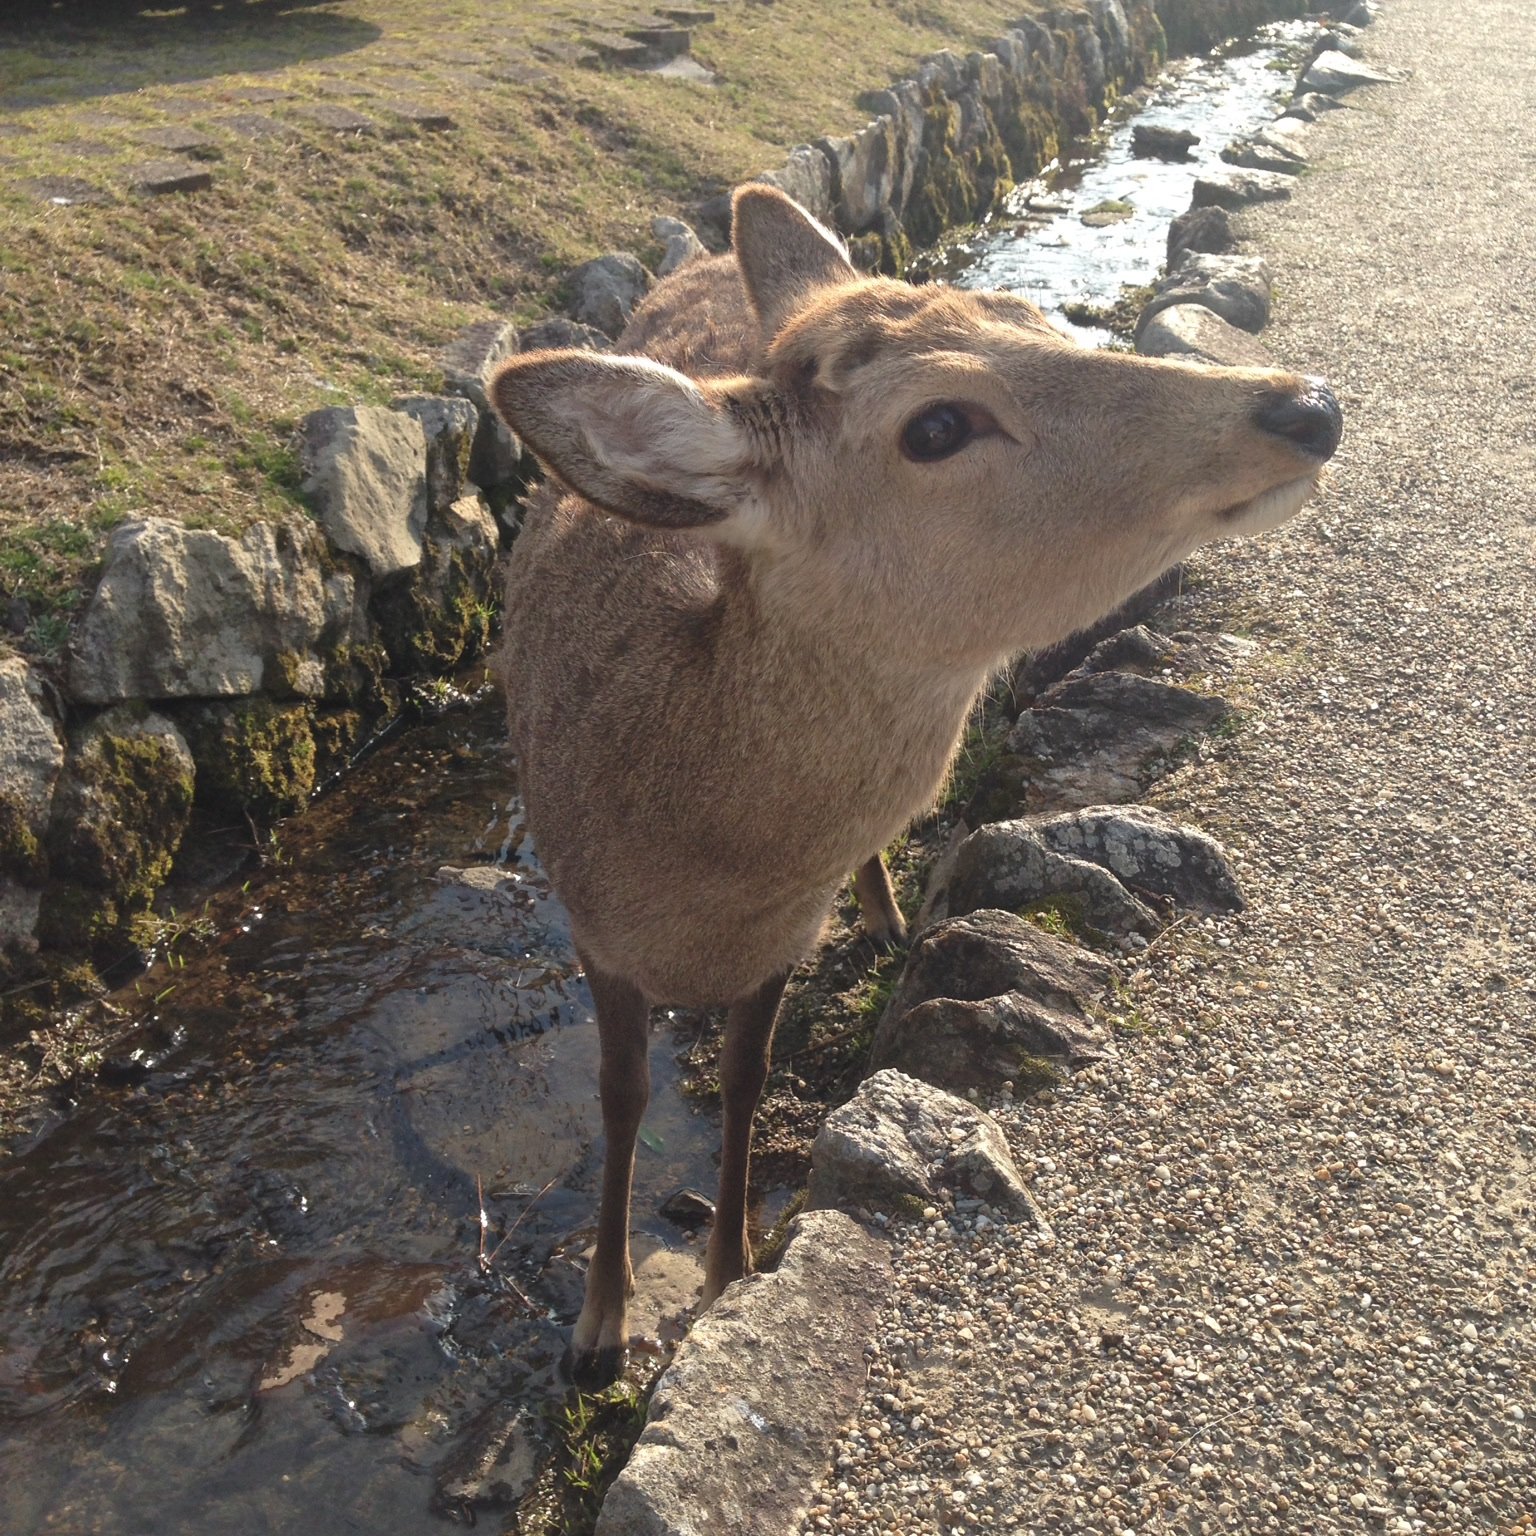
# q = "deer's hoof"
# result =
<box><xmin>863</xmin><ymin>917</ymin><xmax>909</xmax><ymax>954</ymax></box>
<box><xmin>563</xmin><ymin>1338</ymin><xmax>628</xmax><ymax>1389</ymax></box>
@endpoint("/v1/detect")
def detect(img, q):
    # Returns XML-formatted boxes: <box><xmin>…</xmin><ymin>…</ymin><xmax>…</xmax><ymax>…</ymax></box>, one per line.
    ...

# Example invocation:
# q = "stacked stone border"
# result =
<box><xmin>593</xmin><ymin>9</ymin><xmax>1391</xmax><ymax>1535</ymax></box>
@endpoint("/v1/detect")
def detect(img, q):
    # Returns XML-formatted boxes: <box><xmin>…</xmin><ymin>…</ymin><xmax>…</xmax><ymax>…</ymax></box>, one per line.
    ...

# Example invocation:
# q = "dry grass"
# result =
<box><xmin>0</xmin><ymin>0</ymin><xmax>1049</xmax><ymax>657</ymax></box>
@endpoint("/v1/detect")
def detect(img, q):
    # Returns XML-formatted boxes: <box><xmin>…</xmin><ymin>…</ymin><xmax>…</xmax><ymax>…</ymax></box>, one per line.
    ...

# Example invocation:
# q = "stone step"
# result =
<box><xmin>656</xmin><ymin>5</ymin><xmax>716</xmax><ymax>23</ymax></box>
<box><xmin>385</xmin><ymin>102</ymin><xmax>458</xmax><ymax>131</ymax></box>
<box><xmin>621</xmin><ymin>17</ymin><xmax>692</xmax><ymax>55</ymax></box>
<box><xmin>128</xmin><ymin>159</ymin><xmax>214</xmax><ymax>195</ymax></box>
<box><xmin>585</xmin><ymin>31</ymin><xmax>652</xmax><ymax>66</ymax></box>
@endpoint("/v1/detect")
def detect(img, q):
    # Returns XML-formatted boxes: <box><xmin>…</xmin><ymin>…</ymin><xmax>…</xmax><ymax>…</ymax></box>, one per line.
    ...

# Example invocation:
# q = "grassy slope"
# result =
<box><xmin>0</xmin><ymin>0</ymin><xmax>1049</xmax><ymax>660</ymax></box>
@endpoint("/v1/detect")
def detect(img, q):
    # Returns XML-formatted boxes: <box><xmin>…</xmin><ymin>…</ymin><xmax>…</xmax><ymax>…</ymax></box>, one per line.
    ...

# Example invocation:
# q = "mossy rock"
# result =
<box><xmin>903</xmin><ymin>97</ymin><xmax>977</xmax><ymax>249</ymax></box>
<box><xmin>371</xmin><ymin>498</ymin><xmax>499</xmax><ymax>678</ymax></box>
<box><xmin>324</xmin><ymin>638</ymin><xmax>393</xmax><ymax>712</ymax></box>
<box><xmin>0</xmin><ymin>792</ymin><xmax>47</xmax><ymax>885</ymax></box>
<box><xmin>38</xmin><ymin>710</ymin><xmax>194</xmax><ymax>952</ymax></box>
<box><xmin>180</xmin><ymin>697</ymin><xmax>318</xmax><ymax>824</ymax></box>
<box><xmin>311</xmin><ymin>708</ymin><xmax>368</xmax><ymax>780</ymax></box>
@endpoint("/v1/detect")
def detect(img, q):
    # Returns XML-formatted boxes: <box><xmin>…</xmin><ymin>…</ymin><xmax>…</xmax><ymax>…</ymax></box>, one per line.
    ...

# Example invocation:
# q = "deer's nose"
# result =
<box><xmin>1254</xmin><ymin>380</ymin><xmax>1343</xmax><ymax>462</ymax></box>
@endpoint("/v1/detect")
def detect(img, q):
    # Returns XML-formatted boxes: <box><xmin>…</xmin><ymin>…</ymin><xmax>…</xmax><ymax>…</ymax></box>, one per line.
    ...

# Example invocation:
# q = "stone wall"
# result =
<box><xmin>0</xmin><ymin>0</ymin><xmax>1310</xmax><ymax>1022</ymax></box>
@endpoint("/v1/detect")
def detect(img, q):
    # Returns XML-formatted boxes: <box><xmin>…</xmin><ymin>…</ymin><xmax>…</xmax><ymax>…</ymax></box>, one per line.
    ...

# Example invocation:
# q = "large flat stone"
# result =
<box><xmin>1192</xmin><ymin>167</ymin><xmax>1295</xmax><ymax>210</ymax></box>
<box><xmin>127</xmin><ymin>159</ymin><xmax>213</xmax><ymax>195</ymax></box>
<box><xmin>1300</xmin><ymin>48</ymin><xmax>1399</xmax><ymax>95</ymax></box>
<box><xmin>595</xmin><ymin>1209</ymin><xmax>892</xmax><ymax>1536</ymax></box>
<box><xmin>1136</xmin><ymin>302</ymin><xmax>1272</xmax><ymax>367</ymax></box>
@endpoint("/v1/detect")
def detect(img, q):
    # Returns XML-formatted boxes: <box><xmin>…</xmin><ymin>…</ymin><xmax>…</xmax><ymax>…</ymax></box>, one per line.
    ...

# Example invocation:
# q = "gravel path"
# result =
<box><xmin>802</xmin><ymin>4</ymin><xmax>1536</xmax><ymax>1533</ymax></box>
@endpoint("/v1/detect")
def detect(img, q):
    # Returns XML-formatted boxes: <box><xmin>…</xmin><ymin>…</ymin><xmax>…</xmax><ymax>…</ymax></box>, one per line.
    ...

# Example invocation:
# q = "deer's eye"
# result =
<box><xmin>901</xmin><ymin>402</ymin><xmax>972</xmax><ymax>462</ymax></box>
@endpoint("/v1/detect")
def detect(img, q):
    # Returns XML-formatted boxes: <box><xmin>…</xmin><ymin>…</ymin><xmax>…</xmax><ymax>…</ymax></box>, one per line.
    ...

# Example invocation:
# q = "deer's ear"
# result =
<box><xmin>491</xmin><ymin>350</ymin><xmax>764</xmax><ymax>535</ymax></box>
<box><xmin>732</xmin><ymin>184</ymin><xmax>857</xmax><ymax>339</ymax></box>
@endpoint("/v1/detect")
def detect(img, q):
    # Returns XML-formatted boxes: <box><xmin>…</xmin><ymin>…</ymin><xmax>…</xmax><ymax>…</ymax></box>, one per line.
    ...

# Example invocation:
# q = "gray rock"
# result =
<box><xmin>1192</xmin><ymin>167</ymin><xmax>1295</xmax><ymax>210</ymax></box>
<box><xmin>442</xmin><ymin>319</ymin><xmax>517</xmax><ymax>398</ymax></box>
<box><xmin>915</xmin><ymin>49</ymin><xmax>966</xmax><ymax>99</ymax></box>
<box><xmin>1300</xmin><ymin>48</ymin><xmax>1398</xmax><ymax>95</ymax></box>
<box><xmin>69</xmin><ymin>518</ymin><xmax>340</xmax><ymax>704</ymax></box>
<box><xmin>0</xmin><ymin>882</ymin><xmax>42</xmax><ymax>958</ymax></box>
<box><xmin>293</xmin><ymin>103</ymin><xmax>375</xmax><ymax>133</ymax></box>
<box><xmin>659</xmin><ymin>1188</ymin><xmax>714</xmax><ymax>1227</ymax></box>
<box><xmin>1087</xmin><ymin>0</ymin><xmax>1133</xmax><ymax>79</ymax></box>
<box><xmin>1283</xmin><ymin>91</ymin><xmax>1346</xmax><ymax>122</ymax></box>
<box><xmin>965</xmin><ymin>49</ymin><xmax>1006</xmax><ymax>110</ymax></box>
<box><xmin>693</xmin><ymin>191</ymin><xmax>734</xmax><ymax>250</ymax></box>
<box><xmin>1167</xmin><ymin>203</ymin><xmax>1236</xmax><ymax>266</ymax></box>
<box><xmin>1</xmin><ymin>654</ymin><xmax>63</xmax><ymax>951</ymax></box>
<box><xmin>1079</xmin><ymin>624</ymin><xmax>1258</xmax><ymax>680</ymax></box>
<box><xmin>938</xmin><ymin>819</ymin><xmax>1160</xmax><ymax>937</ymax></box>
<box><xmin>299</xmin><ymin>405</ymin><xmax>429</xmax><ymax>578</ymax></box>
<box><xmin>755</xmin><ymin>144</ymin><xmax>836</xmax><ymax>225</ymax></box>
<box><xmin>858</xmin><ymin>80</ymin><xmax>925</xmax><ymax>215</ymax></box>
<box><xmin>1132</xmin><ymin>122</ymin><xmax>1199</xmax><ymax>159</ymax></box>
<box><xmin>651</xmin><ymin>215</ymin><xmax>705</xmax><ymax>277</ymax></box>
<box><xmin>390</xmin><ymin>394</ymin><xmax>479</xmax><ymax>513</ymax></box>
<box><xmin>0</xmin><ymin>653</ymin><xmax>64</xmax><ymax>851</ymax></box>
<box><xmin>817</xmin><ymin>117</ymin><xmax>897</xmax><ymax>233</ymax></box>
<box><xmin>1221</xmin><ymin>131</ymin><xmax>1306</xmax><ymax>176</ymax></box>
<box><xmin>1255</xmin><ymin>117</ymin><xmax>1314</xmax><ymax>159</ymax></box>
<box><xmin>1308</xmin><ymin>24</ymin><xmax>1365</xmax><ymax>61</ymax></box>
<box><xmin>1137</xmin><ymin>302</ymin><xmax>1273</xmax><ymax>368</ymax></box>
<box><xmin>1138</xmin><ymin>252</ymin><xmax>1272</xmax><ymax>338</ymax></box>
<box><xmin>441</xmin><ymin>322</ymin><xmax>525</xmax><ymax>491</ymax></box>
<box><xmin>568</xmin><ymin>252</ymin><xmax>654</xmax><ymax>339</ymax></box>
<box><xmin>1341</xmin><ymin>1</ymin><xmax>1378</xmax><ymax>25</ymax></box>
<box><xmin>1007</xmin><ymin>671</ymin><xmax>1232</xmax><ymax>808</ymax></box>
<box><xmin>808</xmin><ymin>1068</ymin><xmax>1042</xmax><ymax>1221</ymax></box>
<box><xmin>1035</xmin><ymin>806</ymin><xmax>1244</xmax><ymax>913</ymax></box>
<box><xmin>866</xmin><ymin>912</ymin><xmax>1117</xmax><ymax>1097</ymax></box>
<box><xmin>595</xmin><ymin>1209</ymin><xmax>891</xmax><ymax>1536</ymax></box>
<box><xmin>371</xmin><ymin>495</ymin><xmax>499</xmax><ymax>675</ymax></box>
<box><xmin>516</xmin><ymin>317</ymin><xmax>612</xmax><ymax>353</ymax></box>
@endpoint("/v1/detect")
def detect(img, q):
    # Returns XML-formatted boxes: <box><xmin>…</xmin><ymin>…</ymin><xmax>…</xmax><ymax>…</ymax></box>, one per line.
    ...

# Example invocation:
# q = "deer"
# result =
<box><xmin>489</xmin><ymin>184</ymin><xmax>1341</xmax><ymax>1384</ymax></box>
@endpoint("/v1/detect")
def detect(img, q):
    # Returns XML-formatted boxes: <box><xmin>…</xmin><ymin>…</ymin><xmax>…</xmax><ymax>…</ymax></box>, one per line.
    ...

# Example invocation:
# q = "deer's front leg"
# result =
<box><xmin>853</xmin><ymin>853</ymin><xmax>908</xmax><ymax>951</ymax></box>
<box><xmin>703</xmin><ymin>968</ymin><xmax>790</xmax><ymax>1306</ymax></box>
<box><xmin>568</xmin><ymin>959</ymin><xmax>651</xmax><ymax>1388</ymax></box>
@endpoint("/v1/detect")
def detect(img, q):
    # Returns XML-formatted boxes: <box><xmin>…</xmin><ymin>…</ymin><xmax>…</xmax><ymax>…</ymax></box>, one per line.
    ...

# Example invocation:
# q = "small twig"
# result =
<box><xmin>1135</xmin><ymin>911</ymin><xmax>1195</xmax><ymax>961</ymax></box>
<box><xmin>786</xmin><ymin>1022</ymin><xmax>870</xmax><ymax>1063</ymax></box>
<box><xmin>484</xmin><ymin>1174</ymin><xmax>559</xmax><ymax>1270</ymax></box>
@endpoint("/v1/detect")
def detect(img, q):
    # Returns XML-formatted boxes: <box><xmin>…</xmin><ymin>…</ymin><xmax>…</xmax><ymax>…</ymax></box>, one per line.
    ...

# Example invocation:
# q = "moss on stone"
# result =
<box><xmin>182</xmin><ymin>698</ymin><xmax>318</xmax><ymax>824</ymax></box>
<box><xmin>268</xmin><ymin>648</ymin><xmax>309</xmax><ymax>697</ymax></box>
<box><xmin>324</xmin><ymin>638</ymin><xmax>392</xmax><ymax>711</ymax></box>
<box><xmin>310</xmin><ymin>708</ymin><xmax>367</xmax><ymax>779</ymax></box>
<box><xmin>1012</xmin><ymin>1052</ymin><xmax>1065</xmax><ymax>1093</ymax></box>
<box><xmin>1018</xmin><ymin>894</ymin><xmax>1093</xmax><ymax>943</ymax></box>
<box><xmin>0</xmin><ymin>793</ymin><xmax>47</xmax><ymax>884</ymax></box>
<box><xmin>38</xmin><ymin>711</ymin><xmax>195</xmax><ymax>953</ymax></box>
<box><xmin>373</xmin><ymin>528</ymin><xmax>498</xmax><ymax>678</ymax></box>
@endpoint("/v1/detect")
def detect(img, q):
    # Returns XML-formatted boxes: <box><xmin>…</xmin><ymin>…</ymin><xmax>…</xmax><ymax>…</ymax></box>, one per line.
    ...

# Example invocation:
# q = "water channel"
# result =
<box><xmin>0</xmin><ymin>19</ymin><xmax>1323</xmax><ymax>1534</ymax></box>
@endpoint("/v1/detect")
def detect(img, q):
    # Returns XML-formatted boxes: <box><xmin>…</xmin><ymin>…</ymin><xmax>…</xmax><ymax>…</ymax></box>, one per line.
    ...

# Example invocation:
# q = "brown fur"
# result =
<box><xmin>490</xmin><ymin>186</ymin><xmax>1340</xmax><ymax>1381</ymax></box>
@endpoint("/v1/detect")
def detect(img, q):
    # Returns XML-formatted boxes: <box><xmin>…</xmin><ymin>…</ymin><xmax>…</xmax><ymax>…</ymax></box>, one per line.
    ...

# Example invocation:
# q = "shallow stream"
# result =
<box><xmin>0</xmin><ymin>19</ymin><xmax>1323</xmax><ymax>1535</ymax></box>
<box><xmin>937</xmin><ymin>19</ymin><xmax>1319</xmax><ymax>343</ymax></box>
